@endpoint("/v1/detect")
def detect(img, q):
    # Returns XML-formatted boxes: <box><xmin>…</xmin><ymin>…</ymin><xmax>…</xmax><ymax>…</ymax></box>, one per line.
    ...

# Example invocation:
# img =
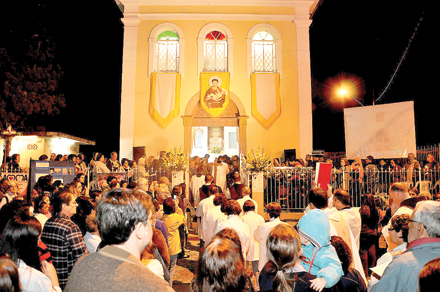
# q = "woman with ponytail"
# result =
<box><xmin>259</xmin><ymin>224</ymin><xmax>335</xmax><ymax>292</ymax></box>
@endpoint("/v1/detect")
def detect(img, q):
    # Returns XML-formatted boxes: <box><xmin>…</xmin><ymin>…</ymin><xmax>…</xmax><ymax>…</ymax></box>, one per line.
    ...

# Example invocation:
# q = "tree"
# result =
<box><xmin>0</xmin><ymin>31</ymin><xmax>65</xmax><ymax>130</ymax></box>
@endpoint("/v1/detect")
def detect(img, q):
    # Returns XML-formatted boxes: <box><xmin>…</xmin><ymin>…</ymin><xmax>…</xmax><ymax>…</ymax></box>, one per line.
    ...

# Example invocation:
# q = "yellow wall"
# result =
<box><xmin>133</xmin><ymin>6</ymin><xmax>301</xmax><ymax>160</ymax></box>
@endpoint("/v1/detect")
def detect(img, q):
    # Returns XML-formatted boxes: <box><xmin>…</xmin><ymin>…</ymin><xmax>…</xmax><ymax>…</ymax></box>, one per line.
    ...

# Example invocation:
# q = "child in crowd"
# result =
<box><xmin>295</xmin><ymin>209</ymin><xmax>343</xmax><ymax>291</ymax></box>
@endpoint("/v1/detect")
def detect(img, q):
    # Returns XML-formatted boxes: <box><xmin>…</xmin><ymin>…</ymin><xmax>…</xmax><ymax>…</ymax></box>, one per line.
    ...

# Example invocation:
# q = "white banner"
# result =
<box><xmin>344</xmin><ymin>101</ymin><xmax>416</xmax><ymax>159</ymax></box>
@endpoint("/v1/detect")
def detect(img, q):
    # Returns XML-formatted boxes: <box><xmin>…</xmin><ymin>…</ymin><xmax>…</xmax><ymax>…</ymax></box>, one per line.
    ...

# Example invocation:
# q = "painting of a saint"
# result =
<box><xmin>203</xmin><ymin>77</ymin><xmax>227</xmax><ymax>108</ymax></box>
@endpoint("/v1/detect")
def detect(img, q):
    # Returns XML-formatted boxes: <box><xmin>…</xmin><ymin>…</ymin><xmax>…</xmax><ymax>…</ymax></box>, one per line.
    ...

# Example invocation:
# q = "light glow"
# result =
<box><xmin>321</xmin><ymin>73</ymin><xmax>366</xmax><ymax>110</ymax></box>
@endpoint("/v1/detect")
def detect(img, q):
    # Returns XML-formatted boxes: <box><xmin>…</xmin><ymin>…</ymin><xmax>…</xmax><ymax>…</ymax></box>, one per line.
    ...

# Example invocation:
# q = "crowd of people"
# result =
<box><xmin>0</xmin><ymin>150</ymin><xmax>440</xmax><ymax>292</ymax></box>
<box><xmin>192</xmin><ymin>178</ymin><xmax>440</xmax><ymax>292</ymax></box>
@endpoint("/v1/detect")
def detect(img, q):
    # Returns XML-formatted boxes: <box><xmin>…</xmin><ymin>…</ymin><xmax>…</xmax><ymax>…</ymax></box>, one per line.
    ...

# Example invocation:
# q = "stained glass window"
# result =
<box><xmin>204</xmin><ymin>31</ymin><xmax>228</xmax><ymax>72</ymax></box>
<box><xmin>252</xmin><ymin>31</ymin><xmax>276</xmax><ymax>73</ymax></box>
<box><xmin>155</xmin><ymin>30</ymin><xmax>180</xmax><ymax>73</ymax></box>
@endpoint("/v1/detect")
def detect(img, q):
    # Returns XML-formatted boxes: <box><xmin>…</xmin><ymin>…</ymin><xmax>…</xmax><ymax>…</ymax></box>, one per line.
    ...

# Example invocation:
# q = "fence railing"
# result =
<box><xmin>261</xmin><ymin>166</ymin><xmax>440</xmax><ymax>212</ymax></box>
<box><xmin>128</xmin><ymin>166</ymin><xmax>170</xmax><ymax>184</ymax></box>
<box><xmin>326</xmin><ymin>144</ymin><xmax>440</xmax><ymax>170</ymax></box>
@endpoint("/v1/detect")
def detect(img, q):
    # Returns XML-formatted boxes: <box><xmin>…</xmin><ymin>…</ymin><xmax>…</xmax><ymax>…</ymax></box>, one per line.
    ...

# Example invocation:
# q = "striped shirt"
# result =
<box><xmin>41</xmin><ymin>214</ymin><xmax>88</xmax><ymax>290</ymax></box>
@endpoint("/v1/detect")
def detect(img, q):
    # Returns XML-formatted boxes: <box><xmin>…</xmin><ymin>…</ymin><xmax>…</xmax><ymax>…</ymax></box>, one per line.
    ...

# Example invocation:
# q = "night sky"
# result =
<box><xmin>1</xmin><ymin>1</ymin><xmax>436</xmax><ymax>160</ymax></box>
<box><xmin>311</xmin><ymin>0</ymin><xmax>435</xmax><ymax>152</ymax></box>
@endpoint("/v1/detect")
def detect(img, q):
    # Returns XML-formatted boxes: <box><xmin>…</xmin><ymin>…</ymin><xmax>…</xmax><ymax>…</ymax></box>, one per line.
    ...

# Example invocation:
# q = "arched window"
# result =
<box><xmin>252</xmin><ymin>31</ymin><xmax>276</xmax><ymax>73</ymax></box>
<box><xmin>203</xmin><ymin>30</ymin><xmax>228</xmax><ymax>72</ymax></box>
<box><xmin>154</xmin><ymin>30</ymin><xmax>179</xmax><ymax>73</ymax></box>
<box><xmin>246</xmin><ymin>24</ymin><xmax>282</xmax><ymax>77</ymax></box>
<box><xmin>149</xmin><ymin>23</ymin><xmax>185</xmax><ymax>77</ymax></box>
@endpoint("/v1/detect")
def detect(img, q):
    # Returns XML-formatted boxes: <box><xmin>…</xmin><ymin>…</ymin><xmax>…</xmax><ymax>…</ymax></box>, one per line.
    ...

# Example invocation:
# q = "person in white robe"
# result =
<box><xmin>254</xmin><ymin>202</ymin><xmax>285</xmax><ymax>272</ymax></box>
<box><xmin>333</xmin><ymin>189</ymin><xmax>362</xmax><ymax>249</ymax></box>
<box><xmin>194</xmin><ymin>186</ymin><xmax>218</xmax><ymax>244</ymax></box>
<box><xmin>236</xmin><ymin>186</ymin><xmax>258</xmax><ymax>215</ymax></box>
<box><xmin>203</xmin><ymin>193</ymin><xmax>227</xmax><ymax>245</ymax></box>
<box><xmin>214</xmin><ymin>156</ymin><xmax>229</xmax><ymax>194</ymax></box>
<box><xmin>214</xmin><ymin>200</ymin><xmax>250</xmax><ymax>261</ymax></box>
<box><xmin>190</xmin><ymin>168</ymin><xmax>205</xmax><ymax>208</ymax></box>
<box><xmin>241</xmin><ymin>200</ymin><xmax>265</xmax><ymax>275</ymax></box>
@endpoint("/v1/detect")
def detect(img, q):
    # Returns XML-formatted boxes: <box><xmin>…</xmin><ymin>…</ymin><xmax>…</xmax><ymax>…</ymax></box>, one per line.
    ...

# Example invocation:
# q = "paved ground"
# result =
<box><xmin>172</xmin><ymin>228</ymin><xmax>199</xmax><ymax>292</ymax></box>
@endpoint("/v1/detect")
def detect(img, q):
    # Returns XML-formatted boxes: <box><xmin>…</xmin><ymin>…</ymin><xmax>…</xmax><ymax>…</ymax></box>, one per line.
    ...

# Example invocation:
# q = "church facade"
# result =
<box><xmin>118</xmin><ymin>0</ymin><xmax>319</xmax><ymax>161</ymax></box>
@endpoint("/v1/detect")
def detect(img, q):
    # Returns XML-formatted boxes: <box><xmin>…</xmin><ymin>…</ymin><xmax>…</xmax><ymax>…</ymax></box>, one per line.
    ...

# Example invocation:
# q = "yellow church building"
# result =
<box><xmin>118</xmin><ymin>0</ymin><xmax>320</xmax><ymax>162</ymax></box>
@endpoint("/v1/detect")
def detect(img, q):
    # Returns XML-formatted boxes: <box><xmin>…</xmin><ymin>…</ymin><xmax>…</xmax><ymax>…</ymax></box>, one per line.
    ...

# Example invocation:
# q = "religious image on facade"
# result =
<box><xmin>204</xmin><ymin>76</ymin><xmax>227</xmax><ymax>109</ymax></box>
<box><xmin>200</xmin><ymin>72</ymin><xmax>230</xmax><ymax>117</ymax></box>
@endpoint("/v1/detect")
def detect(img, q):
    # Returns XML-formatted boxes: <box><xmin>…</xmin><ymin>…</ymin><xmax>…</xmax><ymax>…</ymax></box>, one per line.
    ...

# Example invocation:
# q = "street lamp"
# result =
<box><xmin>337</xmin><ymin>87</ymin><xmax>364</xmax><ymax>107</ymax></box>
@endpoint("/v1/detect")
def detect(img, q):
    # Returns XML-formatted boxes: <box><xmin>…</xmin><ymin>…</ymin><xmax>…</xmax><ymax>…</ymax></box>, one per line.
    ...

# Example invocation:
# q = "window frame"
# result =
<box><xmin>247</xmin><ymin>24</ymin><xmax>282</xmax><ymax>77</ymax></box>
<box><xmin>197</xmin><ymin>23</ymin><xmax>234</xmax><ymax>76</ymax></box>
<box><xmin>203</xmin><ymin>30</ymin><xmax>228</xmax><ymax>72</ymax></box>
<box><xmin>251</xmin><ymin>30</ymin><xmax>277</xmax><ymax>73</ymax></box>
<box><xmin>149</xmin><ymin>23</ymin><xmax>185</xmax><ymax>77</ymax></box>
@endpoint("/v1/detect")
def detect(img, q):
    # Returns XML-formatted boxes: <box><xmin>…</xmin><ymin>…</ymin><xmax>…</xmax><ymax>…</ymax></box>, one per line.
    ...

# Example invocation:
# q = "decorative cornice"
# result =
<box><xmin>138</xmin><ymin>13</ymin><xmax>296</xmax><ymax>22</ymax></box>
<box><xmin>121</xmin><ymin>0</ymin><xmax>316</xmax><ymax>7</ymax></box>
<box><xmin>119</xmin><ymin>0</ymin><xmax>319</xmax><ymax>21</ymax></box>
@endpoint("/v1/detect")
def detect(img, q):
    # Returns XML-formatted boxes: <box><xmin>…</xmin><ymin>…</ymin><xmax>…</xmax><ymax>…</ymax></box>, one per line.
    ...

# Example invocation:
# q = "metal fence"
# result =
<box><xmin>326</xmin><ymin>144</ymin><xmax>440</xmax><ymax>170</ymax></box>
<box><xmin>128</xmin><ymin>166</ymin><xmax>170</xmax><ymax>184</ymax></box>
<box><xmin>262</xmin><ymin>167</ymin><xmax>440</xmax><ymax>212</ymax></box>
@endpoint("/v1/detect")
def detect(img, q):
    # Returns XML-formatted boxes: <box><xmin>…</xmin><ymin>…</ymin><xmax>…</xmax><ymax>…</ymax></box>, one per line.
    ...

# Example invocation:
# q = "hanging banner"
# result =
<box><xmin>200</xmin><ymin>72</ymin><xmax>230</xmax><ymax>117</ymax></box>
<box><xmin>149</xmin><ymin>73</ymin><xmax>181</xmax><ymax>129</ymax></box>
<box><xmin>344</xmin><ymin>101</ymin><xmax>416</xmax><ymax>159</ymax></box>
<box><xmin>251</xmin><ymin>73</ymin><xmax>281</xmax><ymax>129</ymax></box>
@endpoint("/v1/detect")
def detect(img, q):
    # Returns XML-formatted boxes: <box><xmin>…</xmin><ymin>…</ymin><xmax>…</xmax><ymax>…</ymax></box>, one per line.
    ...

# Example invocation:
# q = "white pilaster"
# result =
<box><xmin>120</xmin><ymin>12</ymin><xmax>139</xmax><ymax>160</ymax></box>
<box><xmin>293</xmin><ymin>2</ymin><xmax>314</xmax><ymax>159</ymax></box>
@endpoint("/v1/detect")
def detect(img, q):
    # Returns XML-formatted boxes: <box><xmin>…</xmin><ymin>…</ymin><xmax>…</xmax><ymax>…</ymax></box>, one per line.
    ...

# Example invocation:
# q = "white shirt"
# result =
<box><xmin>195</xmin><ymin>195</ymin><xmax>215</xmax><ymax>240</ymax></box>
<box><xmin>368</xmin><ymin>242</ymin><xmax>408</xmax><ymax>290</ymax></box>
<box><xmin>242</xmin><ymin>211</ymin><xmax>265</xmax><ymax>261</ymax></box>
<box><xmin>18</xmin><ymin>259</ymin><xmax>62</xmax><ymax>292</ymax></box>
<box><xmin>84</xmin><ymin>232</ymin><xmax>102</xmax><ymax>253</ymax></box>
<box><xmin>144</xmin><ymin>259</ymin><xmax>164</xmax><ymax>280</ymax></box>
<box><xmin>212</xmin><ymin>213</ymin><xmax>228</xmax><ymax>237</ymax></box>
<box><xmin>337</xmin><ymin>207</ymin><xmax>361</xmax><ymax>250</ymax></box>
<box><xmin>190</xmin><ymin>174</ymin><xmax>205</xmax><ymax>207</ymax></box>
<box><xmin>324</xmin><ymin>208</ymin><xmax>367</xmax><ymax>284</ymax></box>
<box><xmin>215</xmin><ymin>162</ymin><xmax>229</xmax><ymax>192</ymax></box>
<box><xmin>215</xmin><ymin>215</ymin><xmax>250</xmax><ymax>261</ymax></box>
<box><xmin>34</xmin><ymin>213</ymin><xmax>49</xmax><ymax>230</ymax></box>
<box><xmin>94</xmin><ymin>161</ymin><xmax>110</xmax><ymax>173</ymax></box>
<box><xmin>203</xmin><ymin>205</ymin><xmax>224</xmax><ymax>245</ymax></box>
<box><xmin>254</xmin><ymin>217</ymin><xmax>285</xmax><ymax>271</ymax></box>
<box><xmin>382</xmin><ymin>206</ymin><xmax>413</xmax><ymax>251</ymax></box>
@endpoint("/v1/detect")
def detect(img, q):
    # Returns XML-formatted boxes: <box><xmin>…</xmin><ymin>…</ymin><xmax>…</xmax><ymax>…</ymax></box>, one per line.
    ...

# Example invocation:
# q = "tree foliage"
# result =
<box><xmin>0</xmin><ymin>31</ymin><xmax>65</xmax><ymax>130</ymax></box>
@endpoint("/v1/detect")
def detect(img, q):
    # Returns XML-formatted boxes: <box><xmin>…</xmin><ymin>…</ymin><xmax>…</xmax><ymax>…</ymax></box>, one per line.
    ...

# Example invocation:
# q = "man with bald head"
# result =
<box><xmin>383</xmin><ymin>182</ymin><xmax>426</xmax><ymax>250</ymax></box>
<box><xmin>236</xmin><ymin>186</ymin><xmax>258</xmax><ymax>215</ymax></box>
<box><xmin>199</xmin><ymin>174</ymin><xmax>223</xmax><ymax>201</ymax></box>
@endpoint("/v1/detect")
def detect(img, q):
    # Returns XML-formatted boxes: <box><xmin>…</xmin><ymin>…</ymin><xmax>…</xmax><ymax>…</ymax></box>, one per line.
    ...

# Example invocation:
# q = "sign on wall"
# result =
<box><xmin>1</xmin><ymin>172</ymin><xmax>29</xmax><ymax>199</ymax></box>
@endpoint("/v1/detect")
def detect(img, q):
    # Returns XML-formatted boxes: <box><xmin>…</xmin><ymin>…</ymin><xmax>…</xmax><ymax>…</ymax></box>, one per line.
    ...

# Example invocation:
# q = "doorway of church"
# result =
<box><xmin>191</xmin><ymin>126</ymin><xmax>239</xmax><ymax>162</ymax></box>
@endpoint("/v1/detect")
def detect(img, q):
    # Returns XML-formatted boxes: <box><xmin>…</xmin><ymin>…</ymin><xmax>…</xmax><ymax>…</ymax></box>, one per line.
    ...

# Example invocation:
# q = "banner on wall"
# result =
<box><xmin>200</xmin><ymin>72</ymin><xmax>230</xmax><ymax>117</ymax></box>
<box><xmin>149</xmin><ymin>73</ymin><xmax>181</xmax><ymax>129</ymax></box>
<box><xmin>251</xmin><ymin>73</ymin><xmax>281</xmax><ymax>129</ymax></box>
